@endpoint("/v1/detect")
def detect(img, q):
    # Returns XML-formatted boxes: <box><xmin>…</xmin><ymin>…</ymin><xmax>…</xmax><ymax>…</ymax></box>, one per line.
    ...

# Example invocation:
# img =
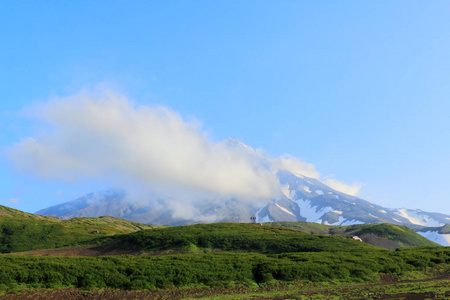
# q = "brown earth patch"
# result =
<box><xmin>12</xmin><ymin>241</ymin><xmax>225</xmax><ymax>257</ymax></box>
<box><xmin>1</xmin><ymin>278</ymin><xmax>450</xmax><ymax>300</ymax></box>
<box><xmin>0</xmin><ymin>286</ymin><xmax>254</xmax><ymax>300</ymax></box>
<box><xmin>12</xmin><ymin>240</ymin><xmax>139</xmax><ymax>257</ymax></box>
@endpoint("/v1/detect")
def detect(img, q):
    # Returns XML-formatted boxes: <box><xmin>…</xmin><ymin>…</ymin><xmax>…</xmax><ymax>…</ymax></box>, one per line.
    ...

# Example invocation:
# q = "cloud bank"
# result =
<box><xmin>9</xmin><ymin>90</ymin><xmax>361</xmax><ymax>210</ymax></box>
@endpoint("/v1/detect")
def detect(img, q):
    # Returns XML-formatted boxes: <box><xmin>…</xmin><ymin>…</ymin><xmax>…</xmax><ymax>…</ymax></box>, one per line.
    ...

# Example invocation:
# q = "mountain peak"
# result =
<box><xmin>35</xmin><ymin>169</ymin><xmax>450</xmax><ymax>246</ymax></box>
<box><xmin>226</xmin><ymin>138</ymin><xmax>254</xmax><ymax>151</ymax></box>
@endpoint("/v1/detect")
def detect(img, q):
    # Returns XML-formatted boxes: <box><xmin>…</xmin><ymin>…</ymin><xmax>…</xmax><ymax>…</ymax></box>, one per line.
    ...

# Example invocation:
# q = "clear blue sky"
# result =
<box><xmin>1</xmin><ymin>1</ymin><xmax>450</xmax><ymax>214</ymax></box>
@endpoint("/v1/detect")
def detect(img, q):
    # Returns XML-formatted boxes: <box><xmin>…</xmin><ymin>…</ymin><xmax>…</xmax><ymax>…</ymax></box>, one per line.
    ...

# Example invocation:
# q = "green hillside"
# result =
<box><xmin>0</xmin><ymin>205</ymin><xmax>57</xmax><ymax>220</ymax></box>
<box><xmin>115</xmin><ymin>222</ymin><xmax>379</xmax><ymax>254</ymax></box>
<box><xmin>0</xmin><ymin>204</ymin><xmax>438</xmax><ymax>254</ymax></box>
<box><xmin>441</xmin><ymin>224</ymin><xmax>450</xmax><ymax>234</ymax></box>
<box><xmin>268</xmin><ymin>222</ymin><xmax>439</xmax><ymax>249</ymax></box>
<box><xmin>0</xmin><ymin>205</ymin><xmax>449</xmax><ymax>294</ymax></box>
<box><xmin>0</xmin><ymin>205</ymin><xmax>157</xmax><ymax>253</ymax></box>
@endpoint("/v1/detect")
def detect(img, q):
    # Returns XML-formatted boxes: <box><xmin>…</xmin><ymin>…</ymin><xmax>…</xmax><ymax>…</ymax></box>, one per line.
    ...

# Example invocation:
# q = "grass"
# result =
<box><xmin>2</xmin><ymin>278</ymin><xmax>449</xmax><ymax>300</ymax></box>
<box><xmin>185</xmin><ymin>279</ymin><xmax>450</xmax><ymax>300</ymax></box>
<box><xmin>268</xmin><ymin>222</ymin><xmax>439</xmax><ymax>248</ymax></box>
<box><xmin>0</xmin><ymin>205</ymin><xmax>158</xmax><ymax>253</ymax></box>
<box><xmin>117</xmin><ymin>222</ymin><xmax>381</xmax><ymax>254</ymax></box>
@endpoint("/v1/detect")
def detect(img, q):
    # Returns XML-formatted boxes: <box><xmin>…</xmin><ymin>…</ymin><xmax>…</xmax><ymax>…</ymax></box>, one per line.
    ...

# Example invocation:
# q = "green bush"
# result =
<box><xmin>0</xmin><ymin>246</ymin><xmax>448</xmax><ymax>291</ymax></box>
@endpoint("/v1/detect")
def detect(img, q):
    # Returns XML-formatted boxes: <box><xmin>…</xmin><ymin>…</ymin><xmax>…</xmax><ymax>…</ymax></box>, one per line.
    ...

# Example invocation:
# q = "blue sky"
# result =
<box><xmin>1</xmin><ymin>1</ymin><xmax>450</xmax><ymax>214</ymax></box>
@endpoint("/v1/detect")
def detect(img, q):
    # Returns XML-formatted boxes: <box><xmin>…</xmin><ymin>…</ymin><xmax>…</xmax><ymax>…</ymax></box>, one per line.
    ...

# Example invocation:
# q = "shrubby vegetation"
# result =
<box><xmin>269</xmin><ymin>222</ymin><xmax>439</xmax><ymax>247</ymax></box>
<box><xmin>0</xmin><ymin>205</ymin><xmax>156</xmax><ymax>253</ymax></box>
<box><xmin>0</xmin><ymin>247</ymin><xmax>449</xmax><ymax>290</ymax></box>
<box><xmin>120</xmin><ymin>223</ymin><xmax>378</xmax><ymax>254</ymax></box>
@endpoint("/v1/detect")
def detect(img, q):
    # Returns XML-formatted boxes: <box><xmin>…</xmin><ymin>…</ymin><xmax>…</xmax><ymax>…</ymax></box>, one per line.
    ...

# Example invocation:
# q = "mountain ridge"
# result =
<box><xmin>0</xmin><ymin>206</ymin><xmax>440</xmax><ymax>253</ymax></box>
<box><xmin>35</xmin><ymin>169</ymin><xmax>450</xmax><ymax>245</ymax></box>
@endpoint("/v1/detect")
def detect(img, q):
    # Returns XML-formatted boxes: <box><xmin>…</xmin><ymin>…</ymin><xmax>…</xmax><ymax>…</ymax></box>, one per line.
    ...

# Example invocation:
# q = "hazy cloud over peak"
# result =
<box><xmin>11</xmin><ymin>91</ymin><xmax>284</xmax><ymax>200</ymax></box>
<box><xmin>9</xmin><ymin>90</ymin><xmax>361</xmax><ymax>210</ymax></box>
<box><xmin>323</xmin><ymin>178</ymin><xmax>361</xmax><ymax>196</ymax></box>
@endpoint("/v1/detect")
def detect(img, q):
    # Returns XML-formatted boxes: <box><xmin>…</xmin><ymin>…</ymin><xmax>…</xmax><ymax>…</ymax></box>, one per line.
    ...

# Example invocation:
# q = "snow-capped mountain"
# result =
<box><xmin>388</xmin><ymin>208</ymin><xmax>450</xmax><ymax>227</ymax></box>
<box><xmin>255</xmin><ymin>170</ymin><xmax>450</xmax><ymax>228</ymax></box>
<box><xmin>36</xmin><ymin>169</ymin><xmax>450</xmax><ymax>245</ymax></box>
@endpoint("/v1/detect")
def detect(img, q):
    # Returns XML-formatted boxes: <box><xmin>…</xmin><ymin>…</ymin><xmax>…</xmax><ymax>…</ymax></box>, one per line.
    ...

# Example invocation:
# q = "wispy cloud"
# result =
<box><xmin>9</xmin><ymin>89</ymin><xmax>361</xmax><ymax>215</ymax></box>
<box><xmin>269</xmin><ymin>154</ymin><xmax>320</xmax><ymax>179</ymax></box>
<box><xmin>10</xmin><ymin>90</ymin><xmax>280</xmax><ymax>200</ymax></box>
<box><xmin>323</xmin><ymin>178</ymin><xmax>362</xmax><ymax>196</ymax></box>
<box><xmin>0</xmin><ymin>198</ymin><xmax>21</xmax><ymax>206</ymax></box>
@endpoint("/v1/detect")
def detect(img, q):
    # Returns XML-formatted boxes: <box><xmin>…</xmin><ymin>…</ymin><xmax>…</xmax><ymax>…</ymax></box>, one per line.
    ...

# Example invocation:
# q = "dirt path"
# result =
<box><xmin>1</xmin><ymin>276</ymin><xmax>450</xmax><ymax>300</ymax></box>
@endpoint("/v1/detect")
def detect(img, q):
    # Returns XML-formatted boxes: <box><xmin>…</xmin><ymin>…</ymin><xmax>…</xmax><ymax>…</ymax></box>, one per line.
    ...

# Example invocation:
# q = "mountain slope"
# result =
<box><xmin>35</xmin><ymin>170</ymin><xmax>450</xmax><ymax>245</ymax></box>
<box><xmin>0</xmin><ymin>205</ymin><xmax>157</xmax><ymax>253</ymax></box>
<box><xmin>37</xmin><ymin>170</ymin><xmax>450</xmax><ymax>227</ymax></box>
<box><xmin>86</xmin><ymin>222</ymin><xmax>382</xmax><ymax>255</ymax></box>
<box><xmin>410</xmin><ymin>224</ymin><xmax>450</xmax><ymax>246</ymax></box>
<box><xmin>258</xmin><ymin>170</ymin><xmax>450</xmax><ymax>227</ymax></box>
<box><xmin>1</xmin><ymin>204</ymin><xmax>58</xmax><ymax>220</ymax></box>
<box><xmin>268</xmin><ymin>222</ymin><xmax>439</xmax><ymax>250</ymax></box>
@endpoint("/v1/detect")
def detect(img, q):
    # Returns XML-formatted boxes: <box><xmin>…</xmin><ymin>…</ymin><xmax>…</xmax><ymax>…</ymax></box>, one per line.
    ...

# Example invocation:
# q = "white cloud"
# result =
<box><xmin>10</xmin><ymin>90</ymin><xmax>280</xmax><ymax>200</ymax></box>
<box><xmin>270</xmin><ymin>154</ymin><xmax>320</xmax><ymax>179</ymax></box>
<box><xmin>9</xmin><ymin>198</ymin><xmax>20</xmax><ymax>205</ymax></box>
<box><xmin>9</xmin><ymin>89</ymin><xmax>363</xmax><ymax>218</ymax></box>
<box><xmin>323</xmin><ymin>178</ymin><xmax>362</xmax><ymax>196</ymax></box>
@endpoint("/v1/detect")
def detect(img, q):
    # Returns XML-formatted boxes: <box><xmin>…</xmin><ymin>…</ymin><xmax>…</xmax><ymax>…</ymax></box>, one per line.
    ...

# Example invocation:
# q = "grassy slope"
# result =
<box><xmin>0</xmin><ymin>205</ymin><xmax>57</xmax><ymax>220</ymax></box>
<box><xmin>268</xmin><ymin>222</ymin><xmax>439</xmax><ymax>249</ymax></box>
<box><xmin>0</xmin><ymin>205</ymin><xmax>157</xmax><ymax>253</ymax></box>
<box><xmin>116</xmin><ymin>222</ymin><xmax>380</xmax><ymax>254</ymax></box>
<box><xmin>442</xmin><ymin>224</ymin><xmax>450</xmax><ymax>234</ymax></box>
<box><xmin>0</xmin><ymin>202</ymin><xmax>437</xmax><ymax>254</ymax></box>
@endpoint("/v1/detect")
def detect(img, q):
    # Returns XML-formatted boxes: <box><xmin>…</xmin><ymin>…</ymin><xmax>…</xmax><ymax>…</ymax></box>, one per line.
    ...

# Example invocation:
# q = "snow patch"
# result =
<box><xmin>259</xmin><ymin>214</ymin><xmax>273</xmax><ymax>223</ymax></box>
<box><xmin>303</xmin><ymin>186</ymin><xmax>311</xmax><ymax>193</ymax></box>
<box><xmin>340</xmin><ymin>219</ymin><xmax>365</xmax><ymax>226</ymax></box>
<box><xmin>275</xmin><ymin>203</ymin><xmax>295</xmax><ymax>216</ymax></box>
<box><xmin>369</xmin><ymin>213</ymin><xmax>379</xmax><ymax>219</ymax></box>
<box><xmin>295</xmin><ymin>198</ymin><xmax>332</xmax><ymax>223</ymax></box>
<box><xmin>315</xmin><ymin>190</ymin><xmax>324</xmax><ymax>195</ymax></box>
<box><xmin>417</xmin><ymin>231</ymin><xmax>450</xmax><ymax>246</ymax></box>
<box><xmin>280</xmin><ymin>185</ymin><xmax>291</xmax><ymax>199</ymax></box>
<box><xmin>394</xmin><ymin>208</ymin><xmax>444</xmax><ymax>227</ymax></box>
<box><xmin>290</xmin><ymin>190</ymin><xmax>297</xmax><ymax>199</ymax></box>
<box><xmin>332</xmin><ymin>210</ymin><xmax>343</xmax><ymax>215</ymax></box>
<box><xmin>324</xmin><ymin>216</ymin><xmax>344</xmax><ymax>225</ymax></box>
<box><xmin>379</xmin><ymin>209</ymin><xmax>387</xmax><ymax>214</ymax></box>
<box><xmin>324</xmin><ymin>216</ymin><xmax>364</xmax><ymax>226</ymax></box>
<box><xmin>255</xmin><ymin>205</ymin><xmax>272</xmax><ymax>223</ymax></box>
